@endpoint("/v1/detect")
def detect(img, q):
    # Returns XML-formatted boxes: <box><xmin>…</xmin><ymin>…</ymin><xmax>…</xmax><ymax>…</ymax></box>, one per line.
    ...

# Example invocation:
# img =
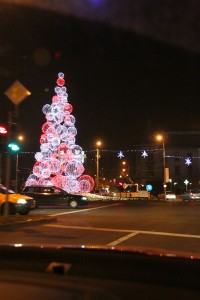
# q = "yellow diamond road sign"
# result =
<box><xmin>4</xmin><ymin>80</ymin><xmax>31</xmax><ymax>105</ymax></box>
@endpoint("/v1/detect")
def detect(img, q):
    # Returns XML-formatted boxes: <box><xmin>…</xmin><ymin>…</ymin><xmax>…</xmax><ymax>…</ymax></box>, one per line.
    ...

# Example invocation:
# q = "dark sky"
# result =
<box><xmin>0</xmin><ymin>2</ymin><xmax>200</xmax><ymax>154</ymax></box>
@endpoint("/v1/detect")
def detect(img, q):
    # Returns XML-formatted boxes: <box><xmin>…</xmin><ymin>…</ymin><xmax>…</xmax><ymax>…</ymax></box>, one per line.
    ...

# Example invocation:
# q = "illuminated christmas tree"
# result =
<box><xmin>25</xmin><ymin>72</ymin><xmax>94</xmax><ymax>193</ymax></box>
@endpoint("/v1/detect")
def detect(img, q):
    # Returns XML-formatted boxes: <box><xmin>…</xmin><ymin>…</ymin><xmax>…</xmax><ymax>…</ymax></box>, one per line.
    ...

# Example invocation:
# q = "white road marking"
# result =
<box><xmin>48</xmin><ymin>203</ymin><xmax>121</xmax><ymax>216</ymax></box>
<box><xmin>107</xmin><ymin>232</ymin><xmax>139</xmax><ymax>246</ymax></box>
<box><xmin>43</xmin><ymin>223</ymin><xmax>200</xmax><ymax>246</ymax></box>
<box><xmin>44</xmin><ymin>203</ymin><xmax>200</xmax><ymax>246</ymax></box>
<box><xmin>44</xmin><ymin>224</ymin><xmax>136</xmax><ymax>233</ymax></box>
<box><xmin>107</xmin><ymin>230</ymin><xmax>200</xmax><ymax>246</ymax></box>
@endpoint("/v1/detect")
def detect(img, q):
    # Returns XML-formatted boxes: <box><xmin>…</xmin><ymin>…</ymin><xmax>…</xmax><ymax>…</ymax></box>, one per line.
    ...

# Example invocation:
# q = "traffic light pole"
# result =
<box><xmin>4</xmin><ymin>111</ymin><xmax>12</xmax><ymax>217</ymax></box>
<box><xmin>0</xmin><ymin>153</ymin><xmax>1</xmax><ymax>184</ymax></box>
<box><xmin>0</xmin><ymin>124</ymin><xmax>8</xmax><ymax>185</ymax></box>
<box><xmin>15</xmin><ymin>153</ymin><xmax>19</xmax><ymax>193</ymax></box>
<box><xmin>4</xmin><ymin>153</ymin><xmax>11</xmax><ymax>217</ymax></box>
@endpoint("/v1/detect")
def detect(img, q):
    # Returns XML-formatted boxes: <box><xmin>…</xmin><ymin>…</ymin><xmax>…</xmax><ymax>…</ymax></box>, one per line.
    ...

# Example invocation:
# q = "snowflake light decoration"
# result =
<box><xmin>117</xmin><ymin>151</ymin><xmax>124</xmax><ymax>159</ymax></box>
<box><xmin>141</xmin><ymin>150</ymin><xmax>148</xmax><ymax>158</ymax></box>
<box><xmin>185</xmin><ymin>157</ymin><xmax>192</xmax><ymax>166</ymax></box>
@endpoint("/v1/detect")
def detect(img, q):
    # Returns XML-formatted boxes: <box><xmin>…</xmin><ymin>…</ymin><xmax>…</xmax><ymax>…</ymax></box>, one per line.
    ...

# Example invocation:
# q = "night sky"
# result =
<box><xmin>0</xmin><ymin>2</ymin><xmax>200</xmax><ymax>157</ymax></box>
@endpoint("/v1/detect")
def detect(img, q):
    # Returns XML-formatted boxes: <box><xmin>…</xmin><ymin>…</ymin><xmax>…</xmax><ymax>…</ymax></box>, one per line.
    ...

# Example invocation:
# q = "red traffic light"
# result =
<box><xmin>0</xmin><ymin>124</ymin><xmax>7</xmax><ymax>135</ymax></box>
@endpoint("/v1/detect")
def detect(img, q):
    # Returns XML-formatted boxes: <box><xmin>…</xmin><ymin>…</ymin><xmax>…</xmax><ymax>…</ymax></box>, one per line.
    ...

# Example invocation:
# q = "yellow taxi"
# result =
<box><xmin>0</xmin><ymin>185</ymin><xmax>36</xmax><ymax>215</ymax></box>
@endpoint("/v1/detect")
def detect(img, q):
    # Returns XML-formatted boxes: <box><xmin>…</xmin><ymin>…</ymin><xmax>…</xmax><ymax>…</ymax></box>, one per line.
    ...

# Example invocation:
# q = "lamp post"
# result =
<box><xmin>121</xmin><ymin>160</ymin><xmax>129</xmax><ymax>179</ymax></box>
<box><xmin>156</xmin><ymin>134</ymin><xmax>166</xmax><ymax>192</ymax></box>
<box><xmin>15</xmin><ymin>153</ymin><xmax>19</xmax><ymax>193</ymax></box>
<box><xmin>174</xmin><ymin>182</ymin><xmax>177</xmax><ymax>192</ymax></box>
<box><xmin>96</xmin><ymin>141</ymin><xmax>102</xmax><ymax>191</ymax></box>
<box><xmin>169</xmin><ymin>178</ymin><xmax>172</xmax><ymax>191</ymax></box>
<box><xmin>0</xmin><ymin>124</ymin><xmax>8</xmax><ymax>184</ymax></box>
<box><xmin>15</xmin><ymin>135</ymin><xmax>24</xmax><ymax>192</ymax></box>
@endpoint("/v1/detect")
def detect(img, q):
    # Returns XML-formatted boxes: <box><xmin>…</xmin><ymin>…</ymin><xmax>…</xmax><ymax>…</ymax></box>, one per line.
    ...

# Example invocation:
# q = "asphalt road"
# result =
<box><xmin>1</xmin><ymin>200</ymin><xmax>200</xmax><ymax>255</ymax></box>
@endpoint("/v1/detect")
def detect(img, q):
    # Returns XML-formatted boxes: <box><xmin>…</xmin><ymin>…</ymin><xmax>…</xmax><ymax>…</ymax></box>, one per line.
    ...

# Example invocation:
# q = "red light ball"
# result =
<box><xmin>57</xmin><ymin>78</ymin><xmax>65</xmax><ymax>86</ymax></box>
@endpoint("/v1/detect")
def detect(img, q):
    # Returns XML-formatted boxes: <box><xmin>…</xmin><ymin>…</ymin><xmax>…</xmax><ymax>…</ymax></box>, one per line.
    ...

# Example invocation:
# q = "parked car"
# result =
<box><xmin>182</xmin><ymin>190</ymin><xmax>200</xmax><ymax>201</ymax></box>
<box><xmin>157</xmin><ymin>191</ymin><xmax>176</xmax><ymax>201</ymax></box>
<box><xmin>0</xmin><ymin>185</ymin><xmax>35</xmax><ymax>215</ymax></box>
<box><xmin>20</xmin><ymin>186</ymin><xmax>89</xmax><ymax>208</ymax></box>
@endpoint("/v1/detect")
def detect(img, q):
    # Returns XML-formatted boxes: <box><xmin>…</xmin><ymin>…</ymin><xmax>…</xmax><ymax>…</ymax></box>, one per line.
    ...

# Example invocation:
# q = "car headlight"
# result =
<box><xmin>17</xmin><ymin>199</ymin><xmax>27</xmax><ymax>204</ymax></box>
<box><xmin>81</xmin><ymin>196</ymin><xmax>88</xmax><ymax>201</ymax></box>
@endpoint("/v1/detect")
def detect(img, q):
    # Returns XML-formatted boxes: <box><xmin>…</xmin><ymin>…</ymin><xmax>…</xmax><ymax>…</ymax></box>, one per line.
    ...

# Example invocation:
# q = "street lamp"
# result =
<box><xmin>96</xmin><ymin>140</ymin><xmax>102</xmax><ymax>191</ymax></box>
<box><xmin>184</xmin><ymin>179</ymin><xmax>189</xmax><ymax>191</ymax></box>
<box><xmin>156</xmin><ymin>134</ymin><xmax>166</xmax><ymax>192</ymax></box>
<box><xmin>121</xmin><ymin>160</ymin><xmax>129</xmax><ymax>178</ymax></box>
<box><xmin>169</xmin><ymin>178</ymin><xmax>172</xmax><ymax>191</ymax></box>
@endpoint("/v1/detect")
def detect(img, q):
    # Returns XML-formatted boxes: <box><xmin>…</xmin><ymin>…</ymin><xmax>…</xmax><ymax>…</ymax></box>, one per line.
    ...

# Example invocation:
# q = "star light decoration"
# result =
<box><xmin>185</xmin><ymin>157</ymin><xmax>192</xmax><ymax>166</ymax></box>
<box><xmin>25</xmin><ymin>72</ymin><xmax>94</xmax><ymax>193</ymax></box>
<box><xmin>117</xmin><ymin>151</ymin><xmax>124</xmax><ymax>159</ymax></box>
<box><xmin>141</xmin><ymin>150</ymin><xmax>148</xmax><ymax>158</ymax></box>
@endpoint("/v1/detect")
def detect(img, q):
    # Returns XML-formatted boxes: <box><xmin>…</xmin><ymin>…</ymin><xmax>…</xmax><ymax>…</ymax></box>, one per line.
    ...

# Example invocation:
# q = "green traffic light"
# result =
<box><xmin>8</xmin><ymin>142</ymin><xmax>20</xmax><ymax>152</ymax></box>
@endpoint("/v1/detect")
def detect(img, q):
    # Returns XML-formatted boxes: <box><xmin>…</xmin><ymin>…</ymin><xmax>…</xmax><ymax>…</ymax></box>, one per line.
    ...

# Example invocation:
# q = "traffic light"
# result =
<box><xmin>0</xmin><ymin>124</ymin><xmax>8</xmax><ymax>152</ymax></box>
<box><xmin>0</xmin><ymin>124</ymin><xmax>8</xmax><ymax>135</ymax></box>
<box><xmin>8</xmin><ymin>142</ymin><xmax>20</xmax><ymax>153</ymax></box>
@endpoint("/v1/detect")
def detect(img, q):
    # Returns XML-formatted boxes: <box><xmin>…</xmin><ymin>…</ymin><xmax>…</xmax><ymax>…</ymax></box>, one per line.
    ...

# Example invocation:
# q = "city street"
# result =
<box><xmin>1</xmin><ymin>200</ymin><xmax>200</xmax><ymax>255</ymax></box>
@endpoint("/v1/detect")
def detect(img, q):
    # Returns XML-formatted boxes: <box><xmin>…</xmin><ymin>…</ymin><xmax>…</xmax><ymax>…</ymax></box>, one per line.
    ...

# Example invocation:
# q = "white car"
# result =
<box><xmin>158</xmin><ymin>191</ymin><xmax>176</xmax><ymax>201</ymax></box>
<box><xmin>165</xmin><ymin>191</ymin><xmax>176</xmax><ymax>200</ymax></box>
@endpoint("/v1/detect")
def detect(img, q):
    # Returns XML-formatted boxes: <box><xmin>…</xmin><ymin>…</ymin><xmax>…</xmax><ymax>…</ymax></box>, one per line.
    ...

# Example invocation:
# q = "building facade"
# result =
<box><xmin>133</xmin><ymin>145</ymin><xmax>200</xmax><ymax>195</ymax></box>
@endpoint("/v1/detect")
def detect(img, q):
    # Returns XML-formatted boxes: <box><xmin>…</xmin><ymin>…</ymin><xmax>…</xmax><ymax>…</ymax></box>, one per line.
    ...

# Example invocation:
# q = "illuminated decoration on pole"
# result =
<box><xmin>141</xmin><ymin>150</ymin><xmax>148</xmax><ymax>158</ymax></box>
<box><xmin>185</xmin><ymin>157</ymin><xmax>192</xmax><ymax>166</ymax></box>
<box><xmin>117</xmin><ymin>151</ymin><xmax>124</xmax><ymax>159</ymax></box>
<box><xmin>25</xmin><ymin>72</ymin><xmax>94</xmax><ymax>193</ymax></box>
